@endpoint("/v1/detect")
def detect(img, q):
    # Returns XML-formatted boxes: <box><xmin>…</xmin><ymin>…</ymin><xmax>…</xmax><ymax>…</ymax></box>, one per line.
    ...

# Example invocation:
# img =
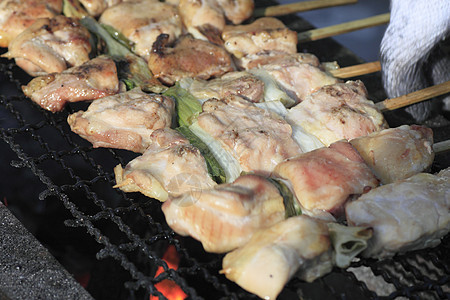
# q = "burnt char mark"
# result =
<box><xmin>151</xmin><ymin>33</ymin><xmax>170</xmax><ymax>57</ymax></box>
<box><xmin>197</xmin><ymin>24</ymin><xmax>223</xmax><ymax>46</ymax></box>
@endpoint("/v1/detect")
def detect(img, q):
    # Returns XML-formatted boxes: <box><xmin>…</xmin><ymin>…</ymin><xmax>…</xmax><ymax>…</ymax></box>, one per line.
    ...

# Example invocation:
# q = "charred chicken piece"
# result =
<box><xmin>350</xmin><ymin>125</ymin><xmax>434</xmax><ymax>184</ymax></box>
<box><xmin>221</xmin><ymin>215</ymin><xmax>332</xmax><ymax>300</ymax></box>
<box><xmin>180</xmin><ymin>71</ymin><xmax>265</xmax><ymax>103</ymax></box>
<box><xmin>222</xmin><ymin>17</ymin><xmax>297</xmax><ymax>63</ymax></box>
<box><xmin>23</xmin><ymin>56</ymin><xmax>119</xmax><ymax>112</ymax></box>
<box><xmin>161</xmin><ymin>174</ymin><xmax>285</xmax><ymax>253</ymax></box>
<box><xmin>68</xmin><ymin>88</ymin><xmax>174</xmax><ymax>153</ymax></box>
<box><xmin>0</xmin><ymin>0</ymin><xmax>62</xmax><ymax>48</ymax></box>
<box><xmin>114</xmin><ymin>128</ymin><xmax>216</xmax><ymax>201</ymax></box>
<box><xmin>287</xmin><ymin>81</ymin><xmax>388</xmax><ymax>146</ymax></box>
<box><xmin>99</xmin><ymin>0</ymin><xmax>182</xmax><ymax>60</ymax></box>
<box><xmin>346</xmin><ymin>168</ymin><xmax>450</xmax><ymax>259</ymax></box>
<box><xmin>148</xmin><ymin>34</ymin><xmax>234</xmax><ymax>86</ymax></box>
<box><xmin>195</xmin><ymin>96</ymin><xmax>302</xmax><ymax>177</ymax></box>
<box><xmin>2</xmin><ymin>15</ymin><xmax>91</xmax><ymax>77</ymax></box>
<box><xmin>273</xmin><ymin>140</ymin><xmax>379</xmax><ymax>217</ymax></box>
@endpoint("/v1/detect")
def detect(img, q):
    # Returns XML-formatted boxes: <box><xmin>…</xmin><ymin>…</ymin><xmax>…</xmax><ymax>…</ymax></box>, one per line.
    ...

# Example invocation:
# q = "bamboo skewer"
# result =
<box><xmin>433</xmin><ymin>140</ymin><xmax>450</xmax><ymax>155</ymax></box>
<box><xmin>297</xmin><ymin>13</ymin><xmax>390</xmax><ymax>43</ymax></box>
<box><xmin>330</xmin><ymin>61</ymin><xmax>381</xmax><ymax>78</ymax></box>
<box><xmin>376</xmin><ymin>81</ymin><xmax>450</xmax><ymax>112</ymax></box>
<box><xmin>254</xmin><ymin>0</ymin><xmax>358</xmax><ymax>18</ymax></box>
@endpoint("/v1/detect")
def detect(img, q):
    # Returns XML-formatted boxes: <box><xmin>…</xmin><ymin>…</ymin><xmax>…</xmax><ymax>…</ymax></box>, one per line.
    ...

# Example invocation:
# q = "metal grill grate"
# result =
<box><xmin>0</xmin><ymin>2</ymin><xmax>449</xmax><ymax>299</ymax></box>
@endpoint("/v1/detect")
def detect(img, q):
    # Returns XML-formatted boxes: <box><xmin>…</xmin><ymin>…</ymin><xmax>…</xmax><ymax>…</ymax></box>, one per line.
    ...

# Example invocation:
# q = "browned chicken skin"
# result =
<box><xmin>0</xmin><ymin>0</ymin><xmax>62</xmax><ymax>48</ymax></box>
<box><xmin>3</xmin><ymin>15</ymin><xmax>91</xmax><ymax>76</ymax></box>
<box><xmin>99</xmin><ymin>0</ymin><xmax>182</xmax><ymax>60</ymax></box>
<box><xmin>148</xmin><ymin>34</ymin><xmax>234</xmax><ymax>85</ymax></box>
<box><xmin>22</xmin><ymin>56</ymin><xmax>119</xmax><ymax>112</ymax></box>
<box><xmin>68</xmin><ymin>88</ymin><xmax>174</xmax><ymax>153</ymax></box>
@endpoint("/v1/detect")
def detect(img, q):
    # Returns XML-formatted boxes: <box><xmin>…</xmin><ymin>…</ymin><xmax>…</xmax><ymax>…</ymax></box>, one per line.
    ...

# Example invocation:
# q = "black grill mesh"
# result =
<box><xmin>1</xmin><ymin>3</ymin><xmax>449</xmax><ymax>299</ymax></box>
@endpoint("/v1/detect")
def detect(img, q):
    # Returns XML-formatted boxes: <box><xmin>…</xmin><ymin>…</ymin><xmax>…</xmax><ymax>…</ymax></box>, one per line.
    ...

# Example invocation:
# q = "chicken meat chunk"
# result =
<box><xmin>148</xmin><ymin>34</ymin><xmax>234</xmax><ymax>85</ymax></box>
<box><xmin>179</xmin><ymin>71</ymin><xmax>265</xmax><ymax>103</ymax></box>
<box><xmin>79</xmin><ymin>0</ymin><xmax>122</xmax><ymax>17</ymax></box>
<box><xmin>22</xmin><ymin>56</ymin><xmax>119</xmax><ymax>112</ymax></box>
<box><xmin>221</xmin><ymin>215</ymin><xmax>333</xmax><ymax>300</ymax></box>
<box><xmin>114</xmin><ymin>128</ymin><xmax>216</xmax><ymax>201</ymax></box>
<box><xmin>350</xmin><ymin>125</ymin><xmax>434</xmax><ymax>184</ymax></box>
<box><xmin>222</xmin><ymin>17</ymin><xmax>297</xmax><ymax>65</ymax></box>
<box><xmin>2</xmin><ymin>15</ymin><xmax>91</xmax><ymax>76</ymax></box>
<box><xmin>274</xmin><ymin>141</ymin><xmax>379</xmax><ymax>217</ymax></box>
<box><xmin>194</xmin><ymin>96</ymin><xmax>302</xmax><ymax>177</ymax></box>
<box><xmin>68</xmin><ymin>88</ymin><xmax>174</xmax><ymax>153</ymax></box>
<box><xmin>287</xmin><ymin>81</ymin><xmax>388</xmax><ymax>146</ymax></box>
<box><xmin>162</xmin><ymin>174</ymin><xmax>286</xmax><ymax>253</ymax></box>
<box><xmin>178</xmin><ymin>0</ymin><xmax>253</xmax><ymax>42</ymax></box>
<box><xmin>260</xmin><ymin>56</ymin><xmax>340</xmax><ymax>103</ymax></box>
<box><xmin>0</xmin><ymin>0</ymin><xmax>62</xmax><ymax>48</ymax></box>
<box><xmin>99</xmin><ymin>0</ymin><xmax>182</xmax><ymax>60</ymax></box>
<box><xmin>346</xmin><ymin>168</ymin><xmax>450</xmax><ymax>259</ymax></box>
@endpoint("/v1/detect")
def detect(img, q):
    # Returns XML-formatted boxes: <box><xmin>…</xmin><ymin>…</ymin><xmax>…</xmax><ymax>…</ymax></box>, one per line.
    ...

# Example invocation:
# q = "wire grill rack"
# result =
<box><xmin>0</xmin><ymin>2</ymin><xmax>449</xmax><ymax>299</ymax></box>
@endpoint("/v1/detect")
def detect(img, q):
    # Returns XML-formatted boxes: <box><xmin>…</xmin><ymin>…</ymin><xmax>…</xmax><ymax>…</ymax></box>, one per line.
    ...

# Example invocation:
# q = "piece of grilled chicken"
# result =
<box><xmin>179</xmin><ymin>71</ymin><xmax>265</xmax><ymax>103</ymax></box>
<box><xmin>346</xmin><ymin>167</ymin><xmax>450</xmax><ymax>259</ymax></box>
<box><xmin>286</xmin><ymin>81</ymin><xmax>388</xmax><ymax>146</ymax></box>
<box><xmin>178</xmin><ymin>0</ymin><xmax>253</xmax><ymax>42</ymax></box>
<box><xmin>68</xmin><ymin>87</ymin><xmax>174</xmax><ymax>152</ymax></box>
<box><xmin>222</xmin><ymin>17</ymin><xmax>298</xmax><ymax>69</ymax></box>
<box><xmin>79</xmin><ymin>0</ymin><xmax>122</xmax><ymax>17</ymax></box>
<box><xmin>273</xmin><ymin>140</ymin><xmax>379</xmax><ymax>218</ymax></box>
<box><xmin>194</xmin><ymin>95</ymin><xmax>302</xmax><ymax>178</ymax></box>
<box><xmin>2</xmin><ymin>15</ymin><xmax>91</xmax><ymax>77</ymax></box>
<box><xmin>349</xmin><ymin>124</ymin><xmax>434</xmax><ymax>184</ymax></box>
<box><xmin>162</xmin><ymin>174</ymin><xmax>285</xmax><ymax>253</ymax></box>
<box><xmin>23</xmin><ymin>56</ymin><xmax>119</xmax><ymax>112</ymax></box>
<box><xmin>99</xmin><ymin>0</ymin><xmax>182</xmax><ymax>60</ymax></box>
<box><xmin>148</xmin><ymin>34</ymin><xmax>234</xmax><ymax>85</ymax></box>
<box><xmin>221</xmin><ymin>215</ymin><xmax>333</xmax><ymax>300</ymax></box>
<box><xmin>114</xmin><ymin>128</ymin><xmax>216</xmax><ymax>201</ymax></box>
<box><xmin>0</xmin><ymin>0</ymin><xmax>62</xmax><ymax>48</ymax></box>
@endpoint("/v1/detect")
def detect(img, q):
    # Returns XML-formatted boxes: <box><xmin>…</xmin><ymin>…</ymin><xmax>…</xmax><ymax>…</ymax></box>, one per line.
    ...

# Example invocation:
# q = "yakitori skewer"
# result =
<box><xmin>297</xmin><ymin>13</ymin><xmax>390</xmax><ymax>43</ymax></box>
<box><xmin>253</xmin><ymin>0</ymin><xmax>358</xmax><ymax>18</ymax></box>
<box><xmin>376</xmin><ymin>80</ymin><xmax>450</xmax><ymax>112</ymax></box>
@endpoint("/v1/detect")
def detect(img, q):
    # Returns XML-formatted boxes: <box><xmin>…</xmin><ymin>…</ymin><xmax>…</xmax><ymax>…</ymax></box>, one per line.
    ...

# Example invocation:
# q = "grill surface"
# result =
<box><xmin>0</xmin><ymin>1</ymin><xmax>449</xmax><ymax>299</ymax></box>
